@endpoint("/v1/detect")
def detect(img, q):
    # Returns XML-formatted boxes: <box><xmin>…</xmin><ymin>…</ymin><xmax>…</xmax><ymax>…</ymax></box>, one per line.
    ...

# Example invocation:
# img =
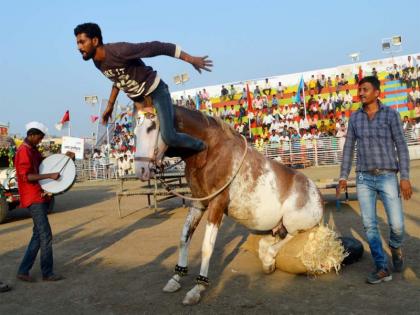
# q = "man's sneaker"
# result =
<box><xmin>366</xmin><ymin>269</ymin><xmax>392</xmax><ymax>284</ymax></box>
<box><xmin>391</xmin><ymin>247</ymin><xmax>404</xmax><ymax>272</ymax></box>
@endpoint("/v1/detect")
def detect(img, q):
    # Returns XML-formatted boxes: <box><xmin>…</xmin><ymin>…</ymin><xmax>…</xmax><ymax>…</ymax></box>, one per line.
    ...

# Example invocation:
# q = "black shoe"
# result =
<box><xmin>0</xmin><ymin>282</ymin><xmax>11</xmax><ymax>293</ymax></box>
<box><xmin>391</xmin><ymin>247</ymin><xmax>404</xmax><ymax>272</ymax></box>
<box><xmin>366</xmin><ymin>269</ymin><xmax>392</xmax><ymax>284</ymax></box>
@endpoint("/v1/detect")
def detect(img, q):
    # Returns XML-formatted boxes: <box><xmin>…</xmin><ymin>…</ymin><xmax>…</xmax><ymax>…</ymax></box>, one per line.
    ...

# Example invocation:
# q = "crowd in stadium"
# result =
<box><xmin>174</xmin><ymin>57</ymin><xmax>420</xmax><ymax>147</ymax></box>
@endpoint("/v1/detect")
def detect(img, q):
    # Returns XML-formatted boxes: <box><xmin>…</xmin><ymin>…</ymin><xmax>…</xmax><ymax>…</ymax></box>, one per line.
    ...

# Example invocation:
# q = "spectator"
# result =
<box><xmin>326</xmin><ymin>76</ymin><xmax>333</xmax><ymax>88</ymax></box>
<box><xmin>408</xmin><ymin>87</ymin><xmax>419</xmax><ymax>104</ymax></box>
<box><xmin>229</xmin><ymin>84</ymin><xmax>236</xmax><ymax>100</ymax></box>
<box><xmin>338</xmin><ymin>73</ymin><xmax>348</xmax><ymax>87</ymax></box>
<box><xmin>240</xmin><ymin>87</ymin><xmax>247</xmax><ymax>100</ymax></box>
<box><xmin>220</xmin><ymin>85</ymin><xmax>229</xmax><ymax>101</ymax></box>
<box><xmin>343</xmin><ymin>89</ymin><xmax>353</xmax><ymax>110</ymax></box>
<box><xmin>308</xmin><ymin>75</ymin><xmax>317</xmax><ymax>92</ymax></box>
<box><xmin>253</xmin><ymin>95</ymin><xmax>263</xmax><ymax>110</ymax></box>
<box><xmin>262</xmin><ymin>95</ymin><xmax>269</xmax><ymax>109</ymax></box>
<box><xmin>263</xmin><ymin>110</ymin><xmax>275</xmax><ymax>129</ymax></box>
<box><xmin>336</xmin><ymin>123</ymin><xmax>347</xmax><ymax>151</ymax></box>
<box><xmin>269</xmin><ymin>130</ymin><xmax>280</xmax><ymax>143</ymax></box>
<box><xmin>389</xmin><ymin>64</ymin><xmax>400</xmax><ymax>80</ymax></box>
<box><xmin>229</xmin><ymin>104</ymin><xmax>236</xmax><ymax>120</ymax></box>
<box><xmin>202</xmin><ymin>88</ymin><xmax>209</xmax><ymax>101</ymax></box>
<box><xmin>409</xmin><ymin>67</ymin><xmax>417</xmax><ymax>88</ymax></box>
<box><xmin>402</xmin><ymin>116</ymin><xmax>413</xmax><ymax>135</ymax></box>
<box><xmin>299</xmin><ymin>116</ymin><xmax>310</xmax><ymax>130</ymax></box>
<box><xmin>317</xmin><ymin>74</ymin><xmax>326</xmax><ymax>94</ymax></box>
<box><xmin>276</xmin><ymin>82</ymin><xmax>286</xmax><ymax>98</ymax></box>
<box><xmin>372</xmin><ymin>67</ymin><xmax>378</xmax><ymax>78</ymax></box>
<box><xmin>414</xmin><ymin>103</ymin><xmax>420</xmax><ymax>118</ymax></box>
<box><xmin>214</xmin><ymin>107</ymin><xmax>221</xmax><ymax>118</ymax></box>
<box><xmin>253</xmin><ymin>85</ymin><xmax>261</xmax><ymax>97</ymax></box>
<box><xmin>271</xmin><ymin>94</ymin><xmax>279</xmax><ymax>107</ymax></box>
<box><xmin>222</xmin><ymin>105</ymin><xmax>230</xmax><ymax>120</ymax></box>
<box><xmin>238</xmin><ymin>104</ymin><xmax>247</xmax><ymax>123</ymax></box>
<box><xmin>262</xmin><ymin>78</ymin><xmax>272</xmax><ymax>96</ymax></box>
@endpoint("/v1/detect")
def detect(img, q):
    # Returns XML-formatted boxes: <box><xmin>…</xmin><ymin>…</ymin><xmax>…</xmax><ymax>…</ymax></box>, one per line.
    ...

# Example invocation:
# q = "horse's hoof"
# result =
<box><xmin>182</xmin><ymin>284</ymin><xmax>205</xmax><ymax>305</ymax></box>
<box><xmin>163</xmin><ymin>278</ymin><xmax>181</xmax><ymax>293</ymax></box>
<box><xmin>262</xmin><ymin>258</ymin><xmax>276</xmax><ymax>274</ymax></box>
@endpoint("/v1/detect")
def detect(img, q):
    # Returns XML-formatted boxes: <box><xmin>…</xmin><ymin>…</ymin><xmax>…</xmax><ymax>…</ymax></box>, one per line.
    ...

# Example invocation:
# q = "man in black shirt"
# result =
<box><xmin>74</xmin><ymin>23</ymin><xmax>212</xmax><ymax>152</ymax></box>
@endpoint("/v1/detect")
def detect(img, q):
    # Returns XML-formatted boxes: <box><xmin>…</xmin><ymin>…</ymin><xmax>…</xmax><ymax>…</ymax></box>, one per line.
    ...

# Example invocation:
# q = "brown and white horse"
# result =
<box><xmin>134</xmin><ymin>106</ymin><xmax>323</xmax><ymax>305</ymax></box>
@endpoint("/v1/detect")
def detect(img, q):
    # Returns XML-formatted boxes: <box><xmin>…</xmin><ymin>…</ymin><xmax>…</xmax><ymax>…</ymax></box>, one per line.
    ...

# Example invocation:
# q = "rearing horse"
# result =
<box><xmin>134</xmin><ymin>106</ymin><xmax>323</xmax><ymax>305</ymax></box>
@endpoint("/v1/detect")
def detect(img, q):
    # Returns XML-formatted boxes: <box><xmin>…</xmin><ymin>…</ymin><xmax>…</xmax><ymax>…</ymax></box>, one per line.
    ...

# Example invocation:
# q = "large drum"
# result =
<box><xmin>39</xmin><ymin>154</ymin><xmax>76</xmax><ymax>194</ymax></box>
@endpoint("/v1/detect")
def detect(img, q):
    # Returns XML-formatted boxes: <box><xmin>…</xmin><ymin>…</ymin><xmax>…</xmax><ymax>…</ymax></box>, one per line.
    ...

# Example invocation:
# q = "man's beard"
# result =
<box><xmin>82</xmin><ymin>48</ymin><xmax>96</xmax><ymax>61</ymax></box>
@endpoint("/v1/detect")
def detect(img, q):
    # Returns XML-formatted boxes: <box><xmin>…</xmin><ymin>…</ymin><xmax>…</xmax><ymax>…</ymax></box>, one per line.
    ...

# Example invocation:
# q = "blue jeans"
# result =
<box><xmin>150</xmin><ymin>80</ymin><xmax>205</xmax><ymax>151</ymax></box>
<box><xmin>18</xmin><ymin>202</ymin><xmax>54</xmax><ymax>278</ymax></box>
<box><xmin>356</xmin><ymin>171</ymin><xmax>405</xmax><ymax>271</ymax></box>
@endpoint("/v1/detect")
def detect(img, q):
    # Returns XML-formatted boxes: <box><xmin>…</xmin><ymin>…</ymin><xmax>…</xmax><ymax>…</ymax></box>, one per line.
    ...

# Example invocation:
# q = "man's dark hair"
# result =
<box><xmin>27</xmin><ymin>128</ymin><xmax>44</xmax><ymax>137</ymax></box>
<box><xmin>358</xmin><ymin>76</ymin><xmax>381</xmax><ymax>91</ymax></box>
<box><xmin>74</xmin><ymin>23</ymin><xmax>103</xmax><ymax>45</ymax></box>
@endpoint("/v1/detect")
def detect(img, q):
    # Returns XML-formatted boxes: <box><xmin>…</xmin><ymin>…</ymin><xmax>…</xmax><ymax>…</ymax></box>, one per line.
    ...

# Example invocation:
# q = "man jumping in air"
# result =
<box><xmin>74</xmin><ymin>23</ymin><xmax>212</xmax><ymax>152</ymax></box>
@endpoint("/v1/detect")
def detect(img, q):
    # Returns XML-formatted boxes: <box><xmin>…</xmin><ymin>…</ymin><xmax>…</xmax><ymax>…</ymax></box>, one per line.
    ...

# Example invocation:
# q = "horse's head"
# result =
<box><xmin>134</xmin><ymin>112</ymin><xmax>168</xmax><ymax>181</ymax></box>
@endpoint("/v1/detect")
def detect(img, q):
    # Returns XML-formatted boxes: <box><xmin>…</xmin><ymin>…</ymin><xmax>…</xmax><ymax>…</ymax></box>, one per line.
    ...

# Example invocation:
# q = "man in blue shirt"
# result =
<box><xmin>339</xmin><ymin>76</ymin><xmax>412</xmax><ymax>284</ymax></box>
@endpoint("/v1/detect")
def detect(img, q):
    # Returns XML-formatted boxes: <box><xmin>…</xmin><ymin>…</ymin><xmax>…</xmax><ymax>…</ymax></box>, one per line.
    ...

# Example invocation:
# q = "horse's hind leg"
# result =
<box><xmin>163</xmin><ymin>202</ymin><xmax>205</xmax><ymax>293</ymax></box>
<box><xmin>259</xmin><ymin>234</ymin><xmax>295</xmax><ymax>274</ymax></box>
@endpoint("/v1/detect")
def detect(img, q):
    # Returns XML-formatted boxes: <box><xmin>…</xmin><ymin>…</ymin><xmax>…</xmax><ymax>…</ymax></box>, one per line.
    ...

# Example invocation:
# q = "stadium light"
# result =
<box><xmin>349</xmin><ymin>52</ymin><xmax>360</xmax><ymax>62</ymax></box>
<box><xmin>84</xmin><ymin>95</ymin><xmax>99</xmax><ymax>105</ymax></box>
<box><xmin>382</xmin><ymin>36</ymin><xmax>402</xmax><ymax>56</ymax></box>
<box><xmin>173</xmin><ymin>72</ymin><xmax>189</xmax><ymax>96</ymax></box>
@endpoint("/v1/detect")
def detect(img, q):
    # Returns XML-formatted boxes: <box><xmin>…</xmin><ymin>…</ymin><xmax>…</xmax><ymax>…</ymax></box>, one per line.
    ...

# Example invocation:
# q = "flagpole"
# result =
<box><xmin>68</xmin><ymin>121</ymin><xmax>71</xmax><ymax>137</ymax></box>
<box><xmin>302</xmin><ymin>76</ymin><xmax>307</xmax><ymax>119</ymax></box>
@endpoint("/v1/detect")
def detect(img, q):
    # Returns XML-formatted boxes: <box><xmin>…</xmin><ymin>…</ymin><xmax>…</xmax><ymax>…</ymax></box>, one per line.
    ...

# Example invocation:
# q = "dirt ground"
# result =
<box><xmin>1</xmin><ymin>161</ymin><xmax>420</xmax><ymax>314</ymax></box>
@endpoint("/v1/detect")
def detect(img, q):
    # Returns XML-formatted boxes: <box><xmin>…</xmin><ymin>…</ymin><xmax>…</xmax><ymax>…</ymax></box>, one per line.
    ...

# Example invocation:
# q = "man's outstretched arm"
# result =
<box><xmin>179</xmin><ymin>51</ymin><xmax>213</xmax><ymax>74</ymax></box>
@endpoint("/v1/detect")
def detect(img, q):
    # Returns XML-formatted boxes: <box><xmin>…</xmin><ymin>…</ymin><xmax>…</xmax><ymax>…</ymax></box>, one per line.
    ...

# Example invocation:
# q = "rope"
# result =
<box><xmin>157</xmin><ymin>135</ymin><xmax>248</xmax><ymax>201</ymax></box>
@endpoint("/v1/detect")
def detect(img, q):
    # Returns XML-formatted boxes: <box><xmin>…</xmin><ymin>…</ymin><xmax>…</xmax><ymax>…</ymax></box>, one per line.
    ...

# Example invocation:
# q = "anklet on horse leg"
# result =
<box><xmin>196</xmin><ymin>275</ymin><xmax>210</xmax><ymax>286</ymax></box>
<box><xmin>174</xmin><ymin>264</ymin><xmax>188</xmax><ymax>276</ymax></box>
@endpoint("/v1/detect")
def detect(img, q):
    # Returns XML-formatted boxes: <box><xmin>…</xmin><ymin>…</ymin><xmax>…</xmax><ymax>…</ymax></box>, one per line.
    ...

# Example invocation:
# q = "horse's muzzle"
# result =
<box><xmin>135</xmin><ymin>162</ymin><xmax>156</xmax><ymax>181</ymax></box>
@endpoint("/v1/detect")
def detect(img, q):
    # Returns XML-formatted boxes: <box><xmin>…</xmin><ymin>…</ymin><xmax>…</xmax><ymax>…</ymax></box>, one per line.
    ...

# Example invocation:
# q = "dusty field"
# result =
<box><xmin>1</xmin><ymin>161</ymin><xmax>420</xmax><ymax>314</ymax></box>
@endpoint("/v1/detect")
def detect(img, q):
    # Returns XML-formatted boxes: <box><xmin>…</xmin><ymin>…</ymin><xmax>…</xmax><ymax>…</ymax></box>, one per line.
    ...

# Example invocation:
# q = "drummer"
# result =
<box><xmin>15</xmin><ymin>122</ymin><xmax>74</xmax><ymax>282</ymax></box>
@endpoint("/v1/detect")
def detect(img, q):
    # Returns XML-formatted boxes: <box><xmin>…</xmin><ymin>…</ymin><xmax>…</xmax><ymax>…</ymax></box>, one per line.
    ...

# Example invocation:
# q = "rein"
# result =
<box><xmin>157</xmin><ymin>135</ymin><xmax>248</xmax><ymax>201</ymax></box>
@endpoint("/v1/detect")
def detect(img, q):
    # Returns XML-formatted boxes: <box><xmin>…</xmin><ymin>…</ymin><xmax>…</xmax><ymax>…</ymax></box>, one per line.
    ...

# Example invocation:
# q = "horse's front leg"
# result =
<box><xmin>163</xmin><ymin>202</ymin><xmax>205</xmax><ymax>293</ymax></box>
<box><xmin>182</xmin><ymin>192</ymin><xmax>228</xmax><ymax>305</ymax></box>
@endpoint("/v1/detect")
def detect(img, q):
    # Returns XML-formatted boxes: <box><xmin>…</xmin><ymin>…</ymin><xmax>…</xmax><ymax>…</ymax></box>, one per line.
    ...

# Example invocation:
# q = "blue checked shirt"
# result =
<box><xmin>340</xmin><ymin>101</ymin><xmax>410</xmax><ymax>180</ymax></box>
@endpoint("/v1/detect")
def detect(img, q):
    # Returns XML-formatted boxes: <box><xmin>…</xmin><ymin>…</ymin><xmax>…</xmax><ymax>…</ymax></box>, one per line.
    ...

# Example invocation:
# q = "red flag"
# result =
<box><xmin>358</xmin><ymin>66</ymin><xmax>363</xmax><ymax>81</ymax></box>
<box><xmin>246</xmin><ymin>84</ymin><xmax>253</xmax><ymax>112</ymax></box>
<box><xmin>55</xmin><ymin>110</ymin><xmax>70</xmax><ymax>130</ymax></box>
<box><xmin>90</xmin><ymin>115</ymin><xmax>99</xmax><ymax>123</ymax></box>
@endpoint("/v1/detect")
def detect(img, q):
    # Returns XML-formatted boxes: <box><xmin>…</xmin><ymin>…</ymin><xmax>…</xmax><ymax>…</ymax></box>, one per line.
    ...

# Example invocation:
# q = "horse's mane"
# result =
<box><xmin>174</xmin><ymin>106</ymin><xmax>237</xmax><ymax>140</ymax></box>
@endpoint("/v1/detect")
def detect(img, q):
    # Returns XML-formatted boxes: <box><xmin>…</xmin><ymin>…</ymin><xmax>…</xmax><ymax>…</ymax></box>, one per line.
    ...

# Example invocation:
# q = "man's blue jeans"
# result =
<box><xmin>356</xmin><ymin>171</ymin><xmax>405</xmax><ymax>271</ymax></box>
<box><xmin>150</xmin><ymin>80</ymin><xmax>205</xmax><ymax>151</ymax></box>
<box><xmin>18</xmin><ymin>202</ymin><xmax>54</xmax><ymax>278</ymax></box>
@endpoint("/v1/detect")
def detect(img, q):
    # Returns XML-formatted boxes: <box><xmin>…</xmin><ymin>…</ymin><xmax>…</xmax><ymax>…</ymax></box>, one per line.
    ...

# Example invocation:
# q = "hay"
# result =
<box><xmin>297</xmin><ymin>225</ymin><xmax>348</xmax><ymax>275</ymax></box>
<box><xmin>242</xmin><ymin>226</ymin><xmax>349</xmax><ymax>275</ymax></box>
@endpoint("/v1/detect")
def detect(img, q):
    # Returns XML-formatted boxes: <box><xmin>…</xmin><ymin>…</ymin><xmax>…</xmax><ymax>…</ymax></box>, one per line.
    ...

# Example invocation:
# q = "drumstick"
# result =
<box><xmin>58</xmin><ymin>156</ymin><xmax>71</xmax><ymax>175</ymax></box>
<box><xmin>49</xmin><ymin>155</ymin><xmax>68</xmax><ymax>173</ymax></box>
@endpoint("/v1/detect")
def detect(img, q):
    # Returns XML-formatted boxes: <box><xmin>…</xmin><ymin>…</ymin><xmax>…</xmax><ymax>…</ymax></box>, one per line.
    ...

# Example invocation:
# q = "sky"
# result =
<box><xmin>0</xmin><ymin>0</ymin><xmax>419</xmax><ymax>137</ymax></box>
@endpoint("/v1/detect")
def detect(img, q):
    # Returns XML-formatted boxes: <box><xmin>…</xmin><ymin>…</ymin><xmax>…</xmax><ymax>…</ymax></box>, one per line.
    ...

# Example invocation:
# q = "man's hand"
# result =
<box><xmin>102</xmin><ymin>105</ymin><xmax>114</xmax><ymax>124</ymax></box>
<box><xmin>49</xmin><ymin>172</ymin><xmax>60</xmax><ymax>181</ymax></box>
<box><xmin>400</xmin><ymin>179</ymin><xmax>412</xmax><ymax>200</ymax></box>
<box><xmin>65</xmin><ymin>151</ymin><xmax>76</xmax><ymax>161</ymax></box>
<box><xmin>338</xmin><ymin>179</ymin><xmax>347</xmax><ymax>193</ymax></box>
<box><xmin>190</xmin><ymin>56</ymin><xmax>213</xmax><ymax>74</ymax></box>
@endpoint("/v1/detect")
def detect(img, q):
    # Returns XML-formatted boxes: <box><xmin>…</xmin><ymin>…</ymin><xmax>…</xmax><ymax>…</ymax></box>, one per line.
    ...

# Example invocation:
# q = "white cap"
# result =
<box><xmin>25</xmin><ymin>121</ymin><xmax>48</xmax><ymax>135</ymax></box>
